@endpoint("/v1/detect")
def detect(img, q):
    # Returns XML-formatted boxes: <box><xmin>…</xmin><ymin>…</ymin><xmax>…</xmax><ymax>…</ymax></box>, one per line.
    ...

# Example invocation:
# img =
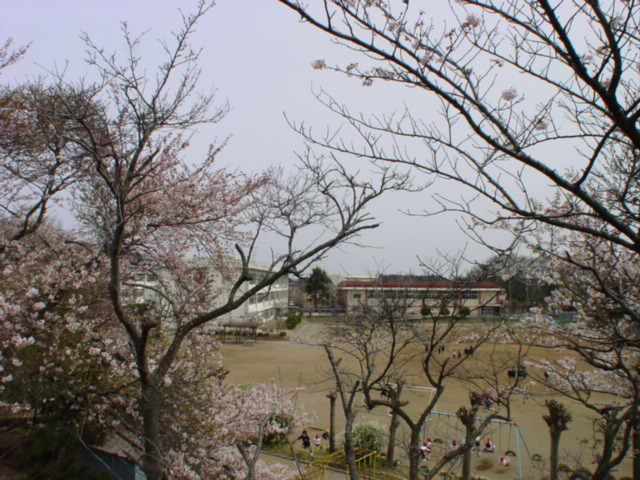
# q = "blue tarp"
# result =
<box><xmin>81</xmin><ymin>447</ymin><xmax>147</xmax><ymax>480</ymax></box>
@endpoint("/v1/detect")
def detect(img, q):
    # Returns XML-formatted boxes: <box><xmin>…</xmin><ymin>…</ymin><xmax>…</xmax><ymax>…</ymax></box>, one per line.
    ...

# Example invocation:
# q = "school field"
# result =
<box><xmin>221</xmin><ymin>321</ymin><xmax>633</xmax><ymax>480</ymax></box>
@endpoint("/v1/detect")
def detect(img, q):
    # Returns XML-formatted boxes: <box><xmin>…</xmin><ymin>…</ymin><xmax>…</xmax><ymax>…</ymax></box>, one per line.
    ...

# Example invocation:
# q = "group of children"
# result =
<box><xmin>300</xmin><ymin>429</ymin><xmax>510</xmax><ymax>467</ymax></box>
<box><xmin>298</xmin><ymin>429</ymin><xmax>330</xmax><ymax>456</ymax></box>
<box><xmin>420</xmin><ymin>436</ymin><xmax>511</xmax><ymax>466</ymax></box>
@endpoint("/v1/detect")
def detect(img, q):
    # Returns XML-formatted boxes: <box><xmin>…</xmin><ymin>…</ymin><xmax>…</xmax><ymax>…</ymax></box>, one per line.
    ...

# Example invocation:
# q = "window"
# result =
<box><xmin>481</xmin><ymin>306</ymin><xmax>500</xmax><ymax>316</ymax></box>
<box><xmin>462</xmin><ymin>291</ymin><xmax>479</xmax><ymax>300</ymax></box>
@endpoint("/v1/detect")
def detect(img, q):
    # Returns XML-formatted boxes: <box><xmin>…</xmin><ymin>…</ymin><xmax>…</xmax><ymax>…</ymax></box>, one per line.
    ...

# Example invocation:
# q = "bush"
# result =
<box><xmin>350</xmin><ymin>422</ymin><xmax>385</xmax><ymax>452</ymax></box>
<box><xmin>285</xmin><ymin>314</ymin><xmax>302</xmax><ymax>330</ymax></box>
<box><xmin>279</xmin><ymin>331</ymin><xmax>288</xmax><ymax>338</ymax></box>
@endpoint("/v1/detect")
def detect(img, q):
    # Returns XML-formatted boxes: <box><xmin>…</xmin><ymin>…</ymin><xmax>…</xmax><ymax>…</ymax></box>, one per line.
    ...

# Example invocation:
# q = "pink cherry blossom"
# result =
<box><xmin>501</xmin><ymin>87</ymin><xmax>517</xmax><ymax>101</ymax></box>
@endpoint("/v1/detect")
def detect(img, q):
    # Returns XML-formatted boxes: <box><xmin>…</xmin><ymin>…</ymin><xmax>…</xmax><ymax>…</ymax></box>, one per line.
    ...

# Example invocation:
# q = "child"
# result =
<box><xmin>485</xmin><ymin>437</ymin><xmax>495</xmax><ymax>453</ymax></box>
<box><xmin>298</xmin><ymin>430</ymin><xmax>312</xmax><ymax>455</ymax></box>
<box><xmin>499</xmin><ymin>456</ymin><xmax>511</xmax><ymax>466</ymax></box>
<box><xmin>474</xmin><ymin>436</ymin><xmax>481</xmax><ymax>455</ymax></box>
<box><xmin>314</xmin><ymin>434</ymin><xmax>322</xmax><ymax>449</ymax></box>
<box><xmin>420</xmin><ymin>441</ymin><xmax>432</xmax><ymax>460</ymax></box>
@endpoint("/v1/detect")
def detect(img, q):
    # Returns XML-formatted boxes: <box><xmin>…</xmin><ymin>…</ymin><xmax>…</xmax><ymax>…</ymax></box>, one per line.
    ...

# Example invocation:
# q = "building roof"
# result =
<box><xmin>338</xmin><ymin>280</ymin><xmax>502</xmax><ymax>290</ymax></box>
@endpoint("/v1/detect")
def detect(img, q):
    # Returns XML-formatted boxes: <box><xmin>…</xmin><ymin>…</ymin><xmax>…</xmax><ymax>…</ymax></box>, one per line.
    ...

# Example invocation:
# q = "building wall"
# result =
<box><xmin>242</xmin><ymin>270</ymin><xmax>289</xmax><ymax>321</ymax></box>
<box><xmin>126</xmin><ymin>260</ymin><xmax>289</xmax><ymax>324</ymax></box>
<box><xmin>338</xmin><ymin>281</ymin><xmax>505</xmax><ymax>317</ymax></box>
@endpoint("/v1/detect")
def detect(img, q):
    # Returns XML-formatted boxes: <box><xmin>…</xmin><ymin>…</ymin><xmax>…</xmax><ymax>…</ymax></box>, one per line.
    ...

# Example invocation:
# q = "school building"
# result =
<box><xmin>337</xmin><ymin>280</ymin><xmax>505</xmax><ymax>318</ymax></box>
<box><xmin>127</xmin><ymin>258</ymin><xmax>289</xmax><ymax>324</ymax></box>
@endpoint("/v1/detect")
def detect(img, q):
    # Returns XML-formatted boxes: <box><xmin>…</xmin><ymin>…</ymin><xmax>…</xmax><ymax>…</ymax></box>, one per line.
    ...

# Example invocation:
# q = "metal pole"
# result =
<box><xmin>515</xmin><ymin>426</ymin><xmax>523</xmax><ymax>480</ymax></box>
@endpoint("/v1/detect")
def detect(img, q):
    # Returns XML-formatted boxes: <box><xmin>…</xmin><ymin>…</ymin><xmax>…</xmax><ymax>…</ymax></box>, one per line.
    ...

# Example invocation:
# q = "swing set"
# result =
<box><xmin>423</xmin><ymin>411</ymin><xmax>536</xmax><ymax>480</ymax></box>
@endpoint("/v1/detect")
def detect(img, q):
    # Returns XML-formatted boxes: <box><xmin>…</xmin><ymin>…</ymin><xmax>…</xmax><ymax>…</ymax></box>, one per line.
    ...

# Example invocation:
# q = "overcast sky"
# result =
<box><xmin>1</xmin><ymin>0</ymin><xmax>501</xmax><ymax>275</ymax></box>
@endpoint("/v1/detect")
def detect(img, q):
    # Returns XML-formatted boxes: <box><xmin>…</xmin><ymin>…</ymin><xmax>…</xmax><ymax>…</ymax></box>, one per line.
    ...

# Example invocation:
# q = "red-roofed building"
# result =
<box><xmin>337</xmin><ymin>280</ymin><xmax>505</xmax><ymax>318</ymax></box>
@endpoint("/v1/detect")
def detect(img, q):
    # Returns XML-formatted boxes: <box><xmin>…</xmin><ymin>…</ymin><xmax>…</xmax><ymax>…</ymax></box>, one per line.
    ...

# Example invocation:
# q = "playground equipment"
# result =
<box><xmin>297</xmin><ymin>448</ymin><xmax>379</xmax><ymax>480</ymax></box>
<box><xmin>423</xmin><ymin>411</ymin><xmax>535</xmax><ymax>480</ymax></box>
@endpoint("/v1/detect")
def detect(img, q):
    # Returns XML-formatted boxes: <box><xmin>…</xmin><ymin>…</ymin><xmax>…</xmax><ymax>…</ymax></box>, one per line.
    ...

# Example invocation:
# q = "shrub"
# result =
<box><xmin>439</xmin><ymin>307</ymin><xmax>450</xmax><ymax>316</ymax></box>
<box><xmin>350</xmin><ymin>422</ymin><xmax>385</xmax><ymax>452</ymax></box>
<box><xmin>279</xmin><ymin>331</ymin><xmax>288</xmax><ymax>338</ymax></box>
<box><xmin>285</xmin><ymin>314</ymin><xmax>302</xmax><ymax>330</ymax></box>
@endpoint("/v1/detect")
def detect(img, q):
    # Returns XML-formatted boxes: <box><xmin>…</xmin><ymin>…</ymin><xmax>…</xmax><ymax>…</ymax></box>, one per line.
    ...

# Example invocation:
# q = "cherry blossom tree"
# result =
<box><xmin>276</xmin><ymin>0</ymin><xmax>639</xmax><ymax>251</ymax></box>
<box><xmin>0</xmin><ymin>37</ymin><xmax>135</xmax><ymax>467</ymax></box>
<box><xmin>0</xmin><ymin>221</ymin><xmax>130</xmax><ymax>430</ymax></box>
<box><xmin>0</xmin><ymin>84</ymin><xmax>93</xmax><ymax>243</ymax></box>
<box><xmin>0</xmin><ymin>37</ymin><xmax>28</xmax><ymax>72</ymax></box>
<box><xmin>1</xmin><ymin>3</ymin><xmax>410</xmax><ymax>479</ymax></box>
<box><xmin>520</xmin><ymin>225</ymin><xmax>639</xmax><ymax>479</ymax></box>
<box><xmin>158</xmin><ymin>377</ymin><xmax>309</xmax><ymax>480</ymax></box>
<box><xmin>276</xmin><ymin>1</ymin><xmax>639</xmax><ymax>478</ymax></box>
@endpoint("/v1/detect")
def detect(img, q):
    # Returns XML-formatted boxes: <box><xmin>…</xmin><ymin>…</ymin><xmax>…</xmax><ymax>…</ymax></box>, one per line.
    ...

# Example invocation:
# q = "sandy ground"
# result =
<box><xmin>221</xmin><ymin>322</ymin><xmax>633</xmax><ymax>480</ymax></box>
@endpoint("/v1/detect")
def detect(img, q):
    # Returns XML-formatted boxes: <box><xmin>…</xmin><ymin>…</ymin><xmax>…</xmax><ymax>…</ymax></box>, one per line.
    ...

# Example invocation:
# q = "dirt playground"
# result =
<box><xmin>221</xmin><ymin>322</ymin><xmax>633</xmax><ymax>480</ymax></box>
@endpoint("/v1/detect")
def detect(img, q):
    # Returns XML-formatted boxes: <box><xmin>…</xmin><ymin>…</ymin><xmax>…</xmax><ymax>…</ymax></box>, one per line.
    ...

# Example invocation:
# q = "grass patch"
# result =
<box><xmin>306</xmin><ymin>316</ymin><xmax>337</xmax><ymax>323</ymax></box>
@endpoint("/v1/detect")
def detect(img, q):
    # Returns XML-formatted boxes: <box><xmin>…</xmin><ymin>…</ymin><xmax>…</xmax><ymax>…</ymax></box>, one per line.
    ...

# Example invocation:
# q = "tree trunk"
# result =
<box><xmin>327</xmin><ymin>391</ymin><xmax>337</xmax><ymax>453</ymax></box>
<box><xmin>461</xmin><ymin>428</ymin><xmax>474</xmax><ymax>480</ymax></box>
<box><xmin>457</xmin><ymin>405</ymin><xmax>477</xmax><ymax>480</ymax></box>
<box><xmin>543</xmin><ymin>400</ymin><xmax>571</xmax><ymax>480</ymax></box>
<box><xmin>632</xmin><ymin>411</ymin><xmax>639</xmax><ymax>480</ymax></box>
<box><xmin>549</xmin><ymin>431</ymin><xmax>561</xmax><ymax>480</ymax></box>
<box><xmin>408</xmin><ymin>427</ymin><xmax>422</xmax><ymax>480</ymax></box>
<box><xmin>343</xmin><ymin>413</ymin><xmax>360</xmax><ymax>480</ymax></box>
<box><xmin>385</xmin><ymin>410</ymin><xmax>400</xmax><ymax>467</ymax></box>
<box><xmin>237</xmin><ymin>444</ymin><xmax>257</xmax><ymax>480</ymax></box>
<box><xmin>141</xmin><ymin>381</ymin><xmax>164</xmax><ymax>480</ymax></box>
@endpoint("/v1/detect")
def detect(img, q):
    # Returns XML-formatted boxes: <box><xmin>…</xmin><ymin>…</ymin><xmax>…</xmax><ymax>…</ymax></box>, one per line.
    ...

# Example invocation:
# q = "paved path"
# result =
<box><xmin>261</xmin><ymin>452</ymin><xmax>347</xmax><ymax>480</ymax></box>
<box><xmin>291</xmin><ymin>321</ymin><xmax>324</xmax><ymax>344</ymax></box>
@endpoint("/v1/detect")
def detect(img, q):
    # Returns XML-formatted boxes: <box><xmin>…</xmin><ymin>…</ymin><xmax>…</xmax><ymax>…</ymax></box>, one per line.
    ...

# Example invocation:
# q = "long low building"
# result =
<box><xmin>337</xmin><ymin>280</ymin><xmax>505</xmax><ymax>317</ymax></box>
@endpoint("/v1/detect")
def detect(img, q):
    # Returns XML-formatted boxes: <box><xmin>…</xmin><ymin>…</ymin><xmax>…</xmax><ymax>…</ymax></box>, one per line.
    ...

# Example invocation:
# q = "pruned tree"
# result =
<box><xmin>0</xmin><ymin>4</ymin><xmax>411</xmax><ymax>479</ymax></box>
<box><xmin>544</xmin><ymin>399</ymin><xmax>573</xmax><ymax>480</ymax></box>
<box><xmin>323</xmin><ymin>344</ymin><xmax>365</xmax><ymax>480</ymax></box>
<box><xmin>276</xmin><ymin>1</ymin><xmax>639</xmax><ymax>478</ymax></box>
